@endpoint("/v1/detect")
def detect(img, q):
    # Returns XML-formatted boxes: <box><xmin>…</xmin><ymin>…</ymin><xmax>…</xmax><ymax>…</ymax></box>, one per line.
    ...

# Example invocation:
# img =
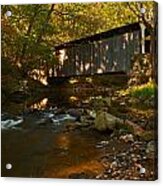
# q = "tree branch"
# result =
<box><xmin>126</xmin><ymin>2</ymin><xmax>153</xmax><ymax>32</ymax></box>
<box><xmin>36</xmin><ymin>4</ymin><xmax>55</xmax><ymax>43</ymax></box>
<box><xmin>126</xmin><ymin>2</ymin><xmax>140</xmax><ymax>18</ymax></box>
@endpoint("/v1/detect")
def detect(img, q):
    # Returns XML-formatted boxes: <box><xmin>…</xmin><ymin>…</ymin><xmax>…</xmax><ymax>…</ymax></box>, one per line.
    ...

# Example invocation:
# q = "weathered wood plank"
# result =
<box><xmin>54</xmin><ymin>23</ymin><xmax>142</xmax><ymax>77</ymax></box>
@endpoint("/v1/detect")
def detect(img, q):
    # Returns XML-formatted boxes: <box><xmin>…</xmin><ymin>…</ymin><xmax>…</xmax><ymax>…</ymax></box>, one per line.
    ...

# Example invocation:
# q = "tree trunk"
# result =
<box><xmin>36</xmin><ymin>4</ymin><xmax>55</xmax><ymax>43</ymax></box>
<box><xmin>19</xmin><ymin>5</ymin><xmax>41</xmax><ymax>66</ymax></box>
<box><xmin>36</xmin><ymin>4</ymin><xmax>55</xmax><ymax>79</ymax></box>
<box><xmin>150</xmin><ymin>3</ymin><xmax>158</xmax><ymax>83</ymax></box>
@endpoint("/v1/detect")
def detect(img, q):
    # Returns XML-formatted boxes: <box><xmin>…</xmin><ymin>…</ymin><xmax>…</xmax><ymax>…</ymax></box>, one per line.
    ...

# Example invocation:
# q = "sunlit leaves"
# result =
<box><xmin>1</xmin><ymin>1</ymin><xmax>155</xmax><ymax>78</ymax></box>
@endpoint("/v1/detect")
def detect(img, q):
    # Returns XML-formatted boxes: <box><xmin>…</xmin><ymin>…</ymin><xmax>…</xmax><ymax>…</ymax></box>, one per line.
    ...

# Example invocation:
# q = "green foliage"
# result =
<box><xmin>130</xmin><ymin>82</ymin><xmax>156</xmax><ymax>99</ymax></box>
<box><xmin>119</xmin><ymin>81</ymin><xmax>156</xmax><ymax>100</ymax></box>
<box><xmin>1</xmin><ymin>2</ymin><xmax>155</xmax><ymax>82</ymax></box>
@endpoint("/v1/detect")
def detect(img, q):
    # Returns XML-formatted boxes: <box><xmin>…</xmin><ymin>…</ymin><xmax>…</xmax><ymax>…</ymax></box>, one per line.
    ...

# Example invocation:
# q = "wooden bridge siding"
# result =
<box><xmin>57</xmin><ymin>29</ymin><xmax>141</xmax><ymax>77</ymax></box>
<box><xmin>76</xmin><ymin>45</ymin><xmax>82</xmax><ymax>75</ymax></box>
<box><xmin>124</xmin><ymin>30</ymin><xmax>140</xmax><ymax>72</ymax></box>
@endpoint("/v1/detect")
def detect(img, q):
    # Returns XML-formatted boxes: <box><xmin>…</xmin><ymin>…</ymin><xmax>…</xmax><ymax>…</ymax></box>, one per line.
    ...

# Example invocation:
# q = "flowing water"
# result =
<box><xmin>1</xmin><ymin>89</ymin><xmax>112</xmax><ymax>178</ymax></box>
<box><xmin>1</xmin><ymin>88</ymin><xmax>156</xmax><ymax>180</ymax></box>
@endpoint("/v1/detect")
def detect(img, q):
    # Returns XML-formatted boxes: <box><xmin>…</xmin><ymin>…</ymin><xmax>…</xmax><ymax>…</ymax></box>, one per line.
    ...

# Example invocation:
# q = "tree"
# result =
<box><xmin>1</xmin><ymin>1</ymin><xmax>157</xmax><ymax>83</ymax></box>
<box><xmin>126</xmin><ymin>1</ymin><xmax>158</xmax><ymax>81</ymax></box>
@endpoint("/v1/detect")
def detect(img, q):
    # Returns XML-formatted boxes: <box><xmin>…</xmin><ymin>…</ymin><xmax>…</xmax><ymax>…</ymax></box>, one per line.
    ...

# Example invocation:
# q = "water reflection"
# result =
<box><xmin>1</xmin><ymin>86</ymin><xmax>111</xmax><ymax>178</ymax></box>
<box><xmin>56</xmin><ymin>133</ymin><xmax>70</xmax><ymax>150</ymax></box>
<box><xmin>2</xmin><ymin>85</ymin><xmax>111</xmax><ymax>118</ymax></box>
<box><xmin>27</xmin><ymin>89</ymin><xmax>110</xmax><ymax>111</ymax></box>
<box><xmin>69</xmin><ymin>96</ymin><xmax>79</xmax><ymax>102</ymax></box>
<box><xmin>30</xmin><ymin>98</ymin><xmax>48</xmax><ymax>110</ymax></box>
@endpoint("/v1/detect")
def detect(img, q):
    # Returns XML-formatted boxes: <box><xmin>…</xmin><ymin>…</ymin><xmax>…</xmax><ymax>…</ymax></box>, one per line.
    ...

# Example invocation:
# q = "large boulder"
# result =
<box><xmin>94</xmin><ymin>111</ymin><xmax>117</xmax><ymax>131</ymax></box>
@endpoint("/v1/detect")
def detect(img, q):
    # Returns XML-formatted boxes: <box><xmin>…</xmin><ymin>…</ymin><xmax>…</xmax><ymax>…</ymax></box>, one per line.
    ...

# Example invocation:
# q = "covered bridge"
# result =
<box><xmin>49</xmin><ymin>22</ymin><xmax>149</xmax><ymax>80</ymax></box>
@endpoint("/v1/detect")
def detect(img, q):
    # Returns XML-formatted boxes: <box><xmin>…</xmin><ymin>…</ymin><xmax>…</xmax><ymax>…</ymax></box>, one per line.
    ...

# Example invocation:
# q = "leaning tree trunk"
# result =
<box><xmin>36</xmin><ymin>4</ymin><xmax>55</xmax><ymax>43</ymax></box>
<box><xmin>19</xmin><ymin>5</ymin><xmax>41</xmax><ymax>69</ymax></box>
<box><xmin>36</xmin><ymin>4</ymin><xmax>55</xmax><ymax>79</ymax></box>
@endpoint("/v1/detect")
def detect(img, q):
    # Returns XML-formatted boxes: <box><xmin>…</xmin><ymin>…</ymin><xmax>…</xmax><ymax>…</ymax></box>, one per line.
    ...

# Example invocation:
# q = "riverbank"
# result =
<box><xmin>1</xmin><ymin>86</ymin><xmax>157</xmax><ymax>180</ymax></box>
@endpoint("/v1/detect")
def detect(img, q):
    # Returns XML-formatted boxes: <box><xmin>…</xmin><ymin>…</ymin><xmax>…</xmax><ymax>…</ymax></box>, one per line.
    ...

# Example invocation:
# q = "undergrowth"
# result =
<box><xmin>119</xmin><ymin>81</ymin><xmax>157</xmax><ymax>99</ymax></box>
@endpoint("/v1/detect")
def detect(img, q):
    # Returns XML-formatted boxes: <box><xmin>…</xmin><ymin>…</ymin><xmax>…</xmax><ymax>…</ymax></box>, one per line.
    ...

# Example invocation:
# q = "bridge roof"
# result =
<box><xmin>54</xmin><ymin>22</ymin><xmax>141</xmax><ymax>50</ymax></box>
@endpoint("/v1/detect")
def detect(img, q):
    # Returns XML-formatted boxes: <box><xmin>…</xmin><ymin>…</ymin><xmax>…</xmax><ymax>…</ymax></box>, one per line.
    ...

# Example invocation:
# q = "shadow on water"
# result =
<box><xmin>1</xmin><ymin>86</ymin><xmax>156</xmax><ymax>180</ymax></box>
<box><xmin>1</xmin><ymin>87</ymin><xmax>111</xmax><ymax>178</ymax></box>
<box><xmin>2</xmin><ymin>129</ymin><xmax>107</xmax><ymax>178</ymax></box>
